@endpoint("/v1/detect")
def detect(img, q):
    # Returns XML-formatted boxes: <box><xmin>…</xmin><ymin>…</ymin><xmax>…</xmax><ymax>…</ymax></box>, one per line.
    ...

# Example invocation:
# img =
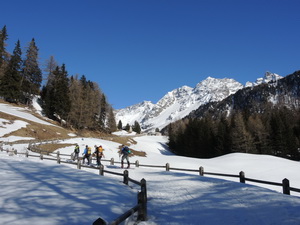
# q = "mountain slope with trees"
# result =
<box><xmin>166</xmin><ymin>71</ymin><xmax>300</xmax><ymax>160</ymax></box>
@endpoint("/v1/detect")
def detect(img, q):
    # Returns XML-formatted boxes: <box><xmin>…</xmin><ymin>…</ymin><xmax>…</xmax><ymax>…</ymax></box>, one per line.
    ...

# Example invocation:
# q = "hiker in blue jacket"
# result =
<box><xmin>82</xmin><ymin>145</ymin><xmax>92</xmax><ymax>165</ymax></box>
<box><xmin>120</xmin><ymin>145</ymin><xmax>131</xmax><ymax>168</ymax></box>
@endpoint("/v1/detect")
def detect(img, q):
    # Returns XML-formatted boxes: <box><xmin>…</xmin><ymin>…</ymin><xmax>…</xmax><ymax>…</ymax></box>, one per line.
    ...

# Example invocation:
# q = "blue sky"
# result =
<box><xmin>1</xmin><ymin>0</ymin><xmax>300</xmax><ymax>109</ymax></box>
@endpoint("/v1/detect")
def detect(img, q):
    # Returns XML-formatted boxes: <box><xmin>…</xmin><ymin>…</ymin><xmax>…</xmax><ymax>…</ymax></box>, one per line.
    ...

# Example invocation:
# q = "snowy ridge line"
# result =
<box><xmin>1</xmin><ymin>148</ymin><xmax>148</xmax><ymax>225</ymax></box>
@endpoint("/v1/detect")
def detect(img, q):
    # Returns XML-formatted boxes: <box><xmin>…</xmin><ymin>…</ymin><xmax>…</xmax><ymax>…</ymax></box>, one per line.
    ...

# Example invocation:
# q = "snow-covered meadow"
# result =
<box><xmin>0</xmin><ymin>102</ymin><xmax>300</xmax><ymax>225</ymax></box>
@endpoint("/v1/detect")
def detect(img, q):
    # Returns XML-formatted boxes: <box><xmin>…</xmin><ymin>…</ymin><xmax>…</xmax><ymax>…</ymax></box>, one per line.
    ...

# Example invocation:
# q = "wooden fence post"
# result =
<box><xmin>138</xmin><ymin>191</ymin><xmax>147</xmax><ymax>221</ymax></box>
<box><xmin>77</xmin><ymin>160</ymin><xmax>81</xmax><ymax>169</ymax></box>
<box><xmin>282</xmin><ymin>178</ymin><xmax>290</xmax><ymax>195</ymax></box>
<box><xmin>57</xmin><ymin>157</ymin><xmax>61</xmax><ymax>164</ymax></box>
<box><xmin>26</xmin><ymin>151</ymin><xmax>29</xmax><ymax>158</ymax></box>
<box><xmin>40</xmin><ymin>154</ymin><xmax>43</xmax><ymax>160</ymax></box>
<box><xmin>110</xmin><ymin>158</ymin><xmax>114</xmax><ymax>165</ymax></box>
<box><xmin>166</xmin><ymin>163</ymin><xmax>170</xmax><ymax>171</ymax></box>
<box><xmin>57</xmin><ymin>151</ymin><xmax>60</xmax><ymax>159</ymax></box>
<box><xmin>99</xmin><ymin>165</ymin><xmax>104</xmax><ymax>176</ymax></box>
<box><xmin>199</xmin><ymin>166</ymin><xmax>204</xmax><ymax>176</ymax></box>
<box><xmin>239</xmin><ymin>171</ymin><xmax>245</xmax><ymax>183</ymax></box>
<box><xmin>135</xmin><ymin>160</ymin><xmax>139</xmax><ymax>167</ymax></box>
<box><xmin>123</xmin><ymin>170</ymin><xmax>129</xmax><ymax>185</ymax></box>
<box><xmin>141</xmin><ymin>178</ymin><xmax>147</xmax><ymax>202</ymax></box>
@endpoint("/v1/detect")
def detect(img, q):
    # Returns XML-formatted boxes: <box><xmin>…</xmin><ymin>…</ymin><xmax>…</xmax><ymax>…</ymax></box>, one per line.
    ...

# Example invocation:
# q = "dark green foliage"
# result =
<box><xmin>168</xmin><ymin>107</ymin><xmax>300</xmax><ymax>160</ymax></box>
<box><xmin>132</xmin><ymin>120</ymin><xmax>141</xmax><ymax>134</ymax></box>
<box><xmin>118</xmin><ymin>120</ymin><xmax>123</xmax><ymax>130</ymax></box>
<box><xmin>107</xmin><ymin>106</ymin><xmax>117</xmax><ymax>133</ymax></box>
<box><xmin>0</xmin><ymin>40</ymin><xmax>22</xmax><ymax>102</ymax></box>
<box><xmin>125</xmin><ymin>123</ymin><xmax>131</xmax><ymax>132</ymax></box>
<box><xmin>41</xmin><ymin>64</ymin><xmax>71</xmax><ymax>122</ymax></box>
<box><xmin>0</xmin><ymin>25</ymin><xmax>8</xmax><ymax>77</ymax></box>
<box><xmin>21</xmin><ymin>38</ymin><xmax>42</xmax><ymax>104</ymax></box>
<box><xmin>99</xmin><ymin>94</ymin><xmax>107</xmax><ymax>129</ymax></box>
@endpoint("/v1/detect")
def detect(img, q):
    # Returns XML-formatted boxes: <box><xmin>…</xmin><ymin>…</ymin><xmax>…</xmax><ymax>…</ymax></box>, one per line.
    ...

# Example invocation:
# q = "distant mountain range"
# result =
<box><xmin>114</xmin><ymin>72</ymin><xmax>283</xmax><ymax>132</ymax></box>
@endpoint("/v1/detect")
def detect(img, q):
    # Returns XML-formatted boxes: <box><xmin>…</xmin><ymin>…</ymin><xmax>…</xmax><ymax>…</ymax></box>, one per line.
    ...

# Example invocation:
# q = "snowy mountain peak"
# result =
<box><xmin>115</xmin><ymin>76</ymin><xmax>243</xmax><ymax>132</ymax></box>
<box><xmin>245</xmin><ymin>71</ymin><xmax>283</xmax><ymax>87</ymax></box>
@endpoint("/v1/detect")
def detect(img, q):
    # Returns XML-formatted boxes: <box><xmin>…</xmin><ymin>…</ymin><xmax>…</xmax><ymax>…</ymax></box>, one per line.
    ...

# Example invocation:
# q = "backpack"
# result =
<box><xmin>87</xmin><ymin>147</ymin><xmax>91</xmax><ymax>155</ymax></box>
<box><xmin>123</xmin><ymin>146</ymin><xmax>131</xmax><ymax>154</ymax></box>
<box><xmin>74</xmin><ymin>146</ymin><xmax>79</xmax><ymax>153</ymax></box>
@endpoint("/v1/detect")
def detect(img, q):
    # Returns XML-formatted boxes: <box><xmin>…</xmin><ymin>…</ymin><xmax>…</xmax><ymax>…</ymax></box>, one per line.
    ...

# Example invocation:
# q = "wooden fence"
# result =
<box><xmin>29</xmin><ymin>146</ymin><xmax>300</xmax><ymax>196</ymax></box>
<box><xmin>0</xmin><ymin>147</ymin><xmax>147</xmax><ymax>225</ymax></box>
<box><xmin>135</xmin><ymin>161</ymin><xmax>300</xmax><ymax>196</ymax></box>
<box><xmin>50</xmin><ymin>150</ymin><xmax>300</xmax><ymax>196</ymax></box>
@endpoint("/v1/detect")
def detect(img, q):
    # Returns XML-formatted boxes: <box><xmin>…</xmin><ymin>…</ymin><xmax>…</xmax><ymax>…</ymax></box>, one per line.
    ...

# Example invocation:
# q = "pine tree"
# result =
<box><xmin>0</xmin><ymin>40</ymin><xmax>22</xmax><ymax>102</ymax></box>
<box><xmin>118</xmin><ymin>120</ymin><xmax>123</xmax><ymax>130</ymax></box>
<box><xmin>0</xmin><ymin>25</ymin><xmax>9</xmax><ymax>78</ymax></box>
<box><xmin>41</xmin><ymin>64</ymin><xmax>70</xmax><ymax>123</ymax></box>
<box><xmin>21</xmin><ymin>38</ymin><xmax>42</xmax><ymax>104</ymax></box>
<box><xmin>214</xmin><ymin>116</ymin><xmax>231</xmax><ymax>155</ymax></box>
<box><xmin>132</xmin><ymin>120</ymin><xmax>141</xmax><ymax>134</ymax></box>
<box><xmin>125</xmin><ymin>123</ymin><xmax>131</xmax><ymax>132</ymax></box>
<box><xmin>107</xmin><ymin>106</ymin><xmax>117</xmax><ymax>133</ymax></box>
<box><xmin>99</xmin><ymin>93</ymin><xmax>107</xmax><ymax>130</ymax></box>
<box><xmin>230</xmin><ymin>112</ymin><xmax>254</xmax><ymax>153</ymax></box>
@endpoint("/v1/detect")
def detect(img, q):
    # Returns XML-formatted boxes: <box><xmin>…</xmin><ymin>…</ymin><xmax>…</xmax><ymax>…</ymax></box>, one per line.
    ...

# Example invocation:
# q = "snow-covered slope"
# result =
<box><xmin>115</xmin><ymin>72</ymin><xmax>283</xmax><ymax>132</ymax></box>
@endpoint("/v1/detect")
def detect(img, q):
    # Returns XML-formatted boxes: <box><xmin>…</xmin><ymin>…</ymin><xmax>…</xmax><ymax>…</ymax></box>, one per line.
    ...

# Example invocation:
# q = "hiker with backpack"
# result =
<box><xmin>73</xmin><ymin>144</ymin><xmax>80</xmax><ymax>161</ymax></box>
<box><xmin>93</xmin><ymin>145</ymin><xmax>105</xmax><ymax>167</ymax></box>
<box><xmin>82</xmin><ymin>145</ymin><xmax>92</xmax><ymax>165</ymax></box>
<box><xmin>120</xmin><ymin>145</ymin><xmax>131</xmax><ymax>168</ymax></box>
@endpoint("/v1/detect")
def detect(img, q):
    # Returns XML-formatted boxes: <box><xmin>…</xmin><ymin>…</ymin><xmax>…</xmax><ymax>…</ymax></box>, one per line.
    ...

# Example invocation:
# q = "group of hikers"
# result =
<box><xmin>72</xmin><ymin>144</ymin><xmax>132</xmax><ymax>168</ymax></box>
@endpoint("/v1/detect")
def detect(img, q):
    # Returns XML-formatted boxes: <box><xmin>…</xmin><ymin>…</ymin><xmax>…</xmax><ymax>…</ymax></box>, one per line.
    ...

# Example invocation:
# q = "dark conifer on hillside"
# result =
<box><xmin>133</xmin><ymin>120</ymin><xmax>141</xmax><ymax>134</ymax></box>
<box><xmin>0</xmin><ymin>25</ymin><xmax>9</xmax><ymax>78</ymax></box>
<box><xmin>0</xmin><ymin>40</ymin><xmax>22</xmax><ymax>102</ymax></box>
<box><xmin>107</xmin><ymin>106</ymin><xmax>117</xmax><ymax>133</ymax></box>
<box><xmin>21</xmin><ymin>38</ymin><xmax>42</xmax><ymax>104</ymax></box>
<box><xmin>118</xmin><ymin>120</ymin><xmax>123</xmax><ymax>130</ymax></box>
<box><xmin>41</xmin><ymin>64</ymin><xmax>71</xmax><ymax>122</ymax></box>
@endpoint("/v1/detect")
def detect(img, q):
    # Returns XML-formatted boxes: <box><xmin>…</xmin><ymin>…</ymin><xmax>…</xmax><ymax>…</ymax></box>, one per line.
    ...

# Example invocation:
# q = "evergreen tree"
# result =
<box><xmin>0</xmin><ymin>40</ymin><xmax>22</xmax><ymax>102</ymax></box>
<box><xmin>41</xmin><ymin>64</ymin><xmax>70</xmax><ymax>123</ymax></box>
<box><xmin>125</xmin><ymin>123</ymin><xmax>131</xmax><ymax>132</ymax></box>
<box><xmin>107</xmin><ymin>106</ymin><xmax>117</xmax><ymax>133</ymax></box>
<box><xmin>118</xmin><ymin>120</ymin><xmax>123</xmax><ymax>130</ymax></box>
<box><xmin>246</xmin><ymin>114</ymin><xmax>270</xmax><ymax>154</ymax></box>
<box><xmin>230</xmin><ymin>112</ymin><xmax>254</xmax><ymax>153</ymax></box>
<box><xmin>0</xmin><ymin>25</ymin><xmax>9</xmax><ymax>78</ymax></box>
<box><xmin>214</xmin><ymin>116</ymin><xmax>231</xmax><ymax>155</ymax></box>
<box><xmin>21</xmin><ymin>38</ymin><xmax>42</xmax><ymax>104</ymax></box>
<box><xmin>132</xmin><ymin>120</ymin><xmax>141</xmax><ymax>134</ymax></box>
<box><xmin>99</xmin><ymin>93</ymin><xmax>107</xmax><ymax>129</ymax></box>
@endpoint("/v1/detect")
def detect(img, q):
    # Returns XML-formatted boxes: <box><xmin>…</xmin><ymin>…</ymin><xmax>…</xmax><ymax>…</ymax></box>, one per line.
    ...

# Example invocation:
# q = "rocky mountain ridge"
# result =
<box><xmin>115</xmin><ymin>72</ymin><xmax>283</xmax><ymax>132</ymax></box>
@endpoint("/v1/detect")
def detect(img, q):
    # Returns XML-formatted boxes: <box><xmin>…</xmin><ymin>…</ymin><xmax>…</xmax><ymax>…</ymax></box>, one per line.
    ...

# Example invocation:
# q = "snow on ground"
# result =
<box><xmin>1</xmin><ymin>103</ymin><xmax>300</xmax><ymax>224</ymax></box>
<box><xmin>0</xmin><ymin>102</ymin><xmax>55</xmax><ymax>126</ymax></box>
<box><xmin>2</xmin><ymin>135</ymin><xmax>300</xmax><ymax>225</ymax></box>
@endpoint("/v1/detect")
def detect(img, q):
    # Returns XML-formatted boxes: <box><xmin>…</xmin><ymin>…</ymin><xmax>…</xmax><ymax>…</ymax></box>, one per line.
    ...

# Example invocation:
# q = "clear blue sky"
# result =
<box><xmin>1</xmin><ymin>0</ymin><xmax>300</xmax><ymax>109</ymax></box>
